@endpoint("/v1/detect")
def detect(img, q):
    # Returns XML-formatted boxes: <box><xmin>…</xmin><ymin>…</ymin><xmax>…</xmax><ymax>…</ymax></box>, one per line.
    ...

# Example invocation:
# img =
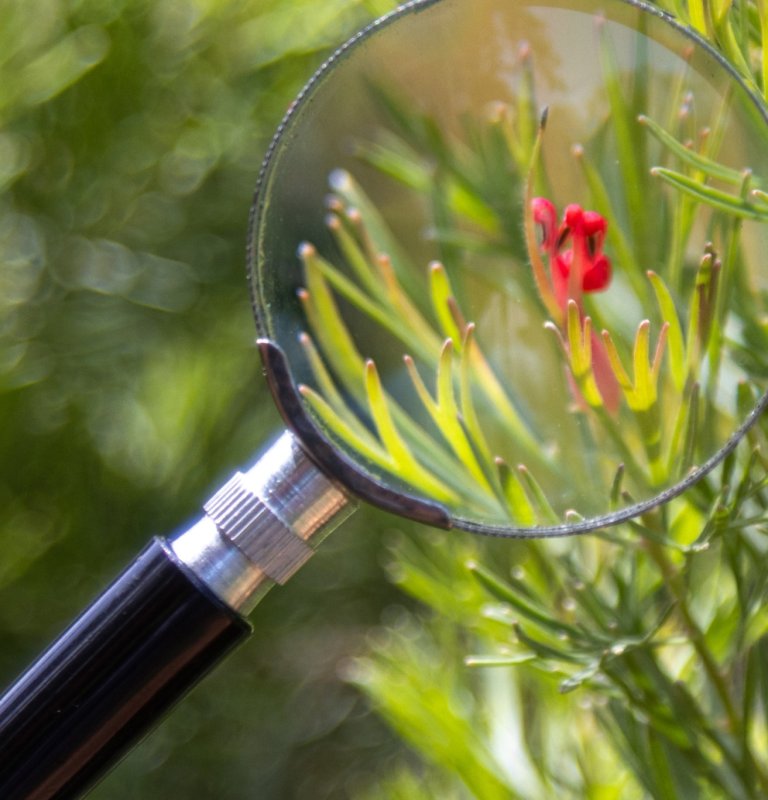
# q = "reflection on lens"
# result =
<box><xmin>251</xmin><ymin>0</ymin><xmax>768</xmax><ymax>533</ymax></box>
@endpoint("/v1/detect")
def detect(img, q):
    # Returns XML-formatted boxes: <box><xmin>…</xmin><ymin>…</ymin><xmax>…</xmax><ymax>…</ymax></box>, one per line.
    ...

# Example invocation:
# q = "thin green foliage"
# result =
<box><xmin>332</xmin><ymin>3</ymin><xmax>768</xmax><ymax>799</ymax></box>
<box><xmin>353</xmin><ymin>442</ymin><xmax>768</xmax><ymax>797</ymax></box>
<box><xmin>299</xmin><ymin>172</ymin><xmax>551</xmax><ymax>521</ymax></box>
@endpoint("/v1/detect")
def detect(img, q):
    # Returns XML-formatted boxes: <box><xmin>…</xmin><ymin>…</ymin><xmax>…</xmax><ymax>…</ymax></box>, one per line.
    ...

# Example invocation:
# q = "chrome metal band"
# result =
<box><xmin>170</xmin><ymin>517</ymin><xmax>268</xmax><ymax>614</ymax></box>
<box><xmin>203</xmin><ymin>472</ymin><xmax>313</xmax><ymax>585</ymax></box>
<box><xmin>170</xmin><ymin>431</ymin><xmax>355</xmax><ymax>613</ymax></box>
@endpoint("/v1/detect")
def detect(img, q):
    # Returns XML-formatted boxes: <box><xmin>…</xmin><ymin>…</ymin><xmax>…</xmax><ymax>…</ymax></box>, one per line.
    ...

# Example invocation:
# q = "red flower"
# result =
<box><xmin>532</xmin><ymin>199</ymin><xmax>612</xmax><ymax>310</ymax></box>
<box><xmin>532</xmin><ymin>198</ymin><xmax>619</xmax><ymax>413</ymax></box>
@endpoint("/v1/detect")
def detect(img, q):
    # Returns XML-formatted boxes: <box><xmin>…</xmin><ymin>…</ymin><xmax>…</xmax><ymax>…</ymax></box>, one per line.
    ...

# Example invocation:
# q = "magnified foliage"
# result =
<box><xmin>292</xmin><ymin>3</ymin><xmax>768</xmax><ymax>530</ymax></box>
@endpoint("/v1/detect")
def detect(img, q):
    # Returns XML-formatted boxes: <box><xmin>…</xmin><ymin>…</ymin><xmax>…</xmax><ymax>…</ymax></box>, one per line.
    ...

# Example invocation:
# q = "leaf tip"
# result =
<box><xmin>429</xmin><ymin>259</ymin><xmax>445</xmax><ymax>275</ymax></box>
<box><xmin>298</xmin><ymin>241</ymin><xmax>316</xmax><ymax>260</ymax></box>
<box><xmin>328</xmin><ymin>168</ymin><xmax>352</xmax><ymax>192</ymax></box>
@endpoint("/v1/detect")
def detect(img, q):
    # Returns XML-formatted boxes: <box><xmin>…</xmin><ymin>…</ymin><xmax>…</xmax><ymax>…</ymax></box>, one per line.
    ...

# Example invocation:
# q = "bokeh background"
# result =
<box><xmin>7</xmin><ymin>3</ymin><xmax>768</xmax><ymax>798</ymax></box>
<box><xmin>0</xmin><ymin>1</ymin><xmax>416</xmax><ymax>797</ymax></box>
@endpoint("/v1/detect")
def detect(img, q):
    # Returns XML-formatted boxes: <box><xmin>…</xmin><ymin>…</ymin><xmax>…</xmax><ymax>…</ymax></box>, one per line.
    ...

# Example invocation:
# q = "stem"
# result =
<box><xmin>647</xmin><ymin>539</ymin><xmax>737</xmax><ymax>724</ymax></box>
<box><xmin>644</xmin><ymin>539</ymin><xmax>768</xmax><ymax>795</ymax></box>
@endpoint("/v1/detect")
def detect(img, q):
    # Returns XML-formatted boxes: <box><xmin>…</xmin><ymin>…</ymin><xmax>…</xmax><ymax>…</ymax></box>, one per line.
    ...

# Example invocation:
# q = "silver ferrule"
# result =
<box><xmin>170</xmin><ymin>431</ymin><xmax>355</xmax><ymax>614</ymax></box>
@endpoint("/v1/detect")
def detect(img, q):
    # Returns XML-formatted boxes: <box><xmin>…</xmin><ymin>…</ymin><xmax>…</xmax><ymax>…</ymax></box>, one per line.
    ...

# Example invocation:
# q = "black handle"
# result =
<box><xmin>0</xmin><ymin>538</ymin><xmax>252</xmax><ymax>800</ymax></box>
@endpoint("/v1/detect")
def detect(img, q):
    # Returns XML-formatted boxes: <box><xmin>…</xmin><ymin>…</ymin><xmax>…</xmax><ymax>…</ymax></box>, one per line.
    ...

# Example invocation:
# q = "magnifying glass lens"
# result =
<box><xmin>251</xmin><ymin>0</ymin><xmax>768</xmax><ymax>535</ymax></box>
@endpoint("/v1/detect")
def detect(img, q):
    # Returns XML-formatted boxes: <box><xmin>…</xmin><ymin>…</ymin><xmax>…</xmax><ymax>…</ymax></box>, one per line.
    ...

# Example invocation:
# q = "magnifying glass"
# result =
<box><xmin>253</xmin><ymin>0</ymin><xmax>768</xmax><ymax>537</ymax></box>
<box><xmin>2</xmin><ymin>0</ymin><xmax>767</xmax><ymax>796</ymax></box>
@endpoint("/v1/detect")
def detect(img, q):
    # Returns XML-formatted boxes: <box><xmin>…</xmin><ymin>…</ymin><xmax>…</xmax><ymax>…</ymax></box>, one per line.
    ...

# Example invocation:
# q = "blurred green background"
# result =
<box><xmin>0</xmin><ymin>1</ymin><xmax>419</xmax><ymax>797</ymax></box>
<box><xmin>6</xmin><ymin>2</ymin><xmax>768</xmax><ymax>798</ymax></box>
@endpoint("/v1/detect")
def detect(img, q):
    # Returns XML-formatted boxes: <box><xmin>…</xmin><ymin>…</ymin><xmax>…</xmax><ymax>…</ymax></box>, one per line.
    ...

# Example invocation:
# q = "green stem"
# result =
<box><xmin>644</xmin><ymin>539</ymin><xmax>768</xmax><ymax>795</ymax></box>
<box><xmin>646</xmin><ymin>539</ymin><xmax>739</xmax><ymax>726</ymax></box>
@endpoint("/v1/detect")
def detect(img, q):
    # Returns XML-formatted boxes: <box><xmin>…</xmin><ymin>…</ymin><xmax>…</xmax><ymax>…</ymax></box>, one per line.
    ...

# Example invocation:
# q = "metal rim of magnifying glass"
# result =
<box><xmin>248</xmin><ymin>0</ymin><xmax>768</xmax><ymax>539</ymax></box>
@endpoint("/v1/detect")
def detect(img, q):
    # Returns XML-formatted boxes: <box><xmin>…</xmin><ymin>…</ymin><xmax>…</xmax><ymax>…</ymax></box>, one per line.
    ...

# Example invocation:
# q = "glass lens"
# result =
<box><xmin>250</xmin><ymin>0</ymin><xmax>768</xmax><ymax>534</ymax></box>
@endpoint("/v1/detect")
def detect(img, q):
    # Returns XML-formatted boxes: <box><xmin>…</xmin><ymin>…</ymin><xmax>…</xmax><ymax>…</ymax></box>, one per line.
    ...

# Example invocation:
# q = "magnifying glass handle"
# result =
<box><xmin>0</xmin><ymin>432</ymin><xmax>353</xmax><ymax>800</ymax></box>
<box><xmin>0</xmin><ymin>538</ymin><xmax>250</xmax><ymax>800</ymax></box>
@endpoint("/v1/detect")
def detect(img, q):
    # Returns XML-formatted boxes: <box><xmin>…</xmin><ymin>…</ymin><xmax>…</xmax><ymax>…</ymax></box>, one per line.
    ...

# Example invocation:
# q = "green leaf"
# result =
<box><xmin>459</xmin><ymin>324</ymin><xmax>495</xmax><ymax>471</ymax></box>
<box><xmin>639</xmin><ymin>114</ymin><xmax>748</xmax><ymax>185</ymax></box>
<box><xmin>298</xmin><ymin>255</ymin><xmax>365</xmax><ymax>391</ymax></box>
<box><xmin>329</xmin><ymin>169</ymin><xmax>425</xmax><ymax>301</ymax></box>
<box><xmin>301</xmin><ymin>242</ymin><xmax>438</xmax><ymax>363</ymax></box>
<box><xmin>429</xmin><ymin>262</ymin><xmax>464</xmax><ymax>347</ymax></box>
<box><xmin>464</xmin><ymin>653</ymin><xmax>535</xmax><ymax>667</ymax></box>
<box><xmin>364</xmin><ymin>359</ymin><xmax>458</xmax><ymax>503</ymax></box>
<box><xmin>571</xmin><ymin>143</ymin><xmax>642</xmax><ymax>287</ymax></box>
<box><xmin>516</xmin><ymin>464</ymin><xmax>559</xmax><ymax>524</ymax></box>
<box><xmin>599</xmin><ymin>20</ymin><xmax>651</xmax><ymax>263</ymax></box>
<box><xmin>745</xmin><ymin>603</ymin><xmax>768</xmax><ymax>649</ymax></box>
<box><xmin>565</xmin><ymin>301</ymin><xmax>603</xmax><ymax>408</ymax></box>
<box><xmin>405</xmin><ymin>344</ymin><xmax>496</xmax><ymax>500</ymax></box>
<box><xmin>651</xmin><ymin>167</ymin><xmax>768</xmax><ymax>221</ymax></box>
<box><xmin>523</xmin><ymin>110</ymin><xmax>562</xmax><ymax>321</ymax></box>
<box><xmin>299</xmin><ymin>383</ymin><xmax>390</xmax><ymax>467</ymax></box>
<box><xmin>646</xmin><ymin>271</ymin><xmax>686</xmax><ymax>392</ymax></box>
<box><xmin>467</xmin><ymin>560</ymin><xmax>582</xmax><ymax>638</ymax></box>
<box><xmin>495</xmin><ymin>458</ymin><xmax>537</xmax><ymax>525</ymax></box>
<box><xmin>355</xmin><ymin>134</ymin><xmax>434</xmax><ymax>192</ymax></box>
<box><xmin>326</xmin><ymin>209</ymin><xmax>386</xmax><ymax>298</ymax></box>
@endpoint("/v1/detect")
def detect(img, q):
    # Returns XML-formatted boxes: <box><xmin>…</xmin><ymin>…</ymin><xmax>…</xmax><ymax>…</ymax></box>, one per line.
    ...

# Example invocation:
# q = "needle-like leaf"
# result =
<box><xmin>639</xmin><ymin>114</ymin><xmax>748</xmax><ymax>185</ymax></box>
<box><xmin>364</xmin><ymin>359</ymin><xmax>458</xmax><ymax>503</ymax></box>
<box><xmin>651</xmin><ymin>167</ymin><xmax>768</xmax><ymax>221</ymax></box>
<box><xmin>646</xmin><ymin>271</ymin><xmax>686</xmax><ymax>391</ymax></box>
